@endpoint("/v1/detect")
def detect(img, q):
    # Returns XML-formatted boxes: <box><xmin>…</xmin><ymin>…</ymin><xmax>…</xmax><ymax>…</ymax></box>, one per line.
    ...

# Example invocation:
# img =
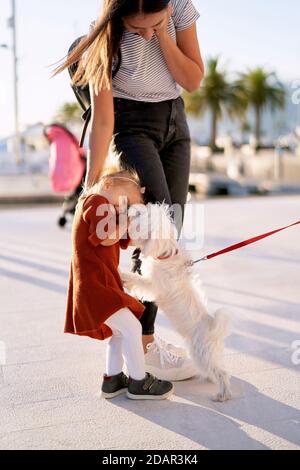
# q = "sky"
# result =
<box><xmin>0</xmin><ymin>0</ymin><xmax>299</xmax><ymax>138</ymax></box>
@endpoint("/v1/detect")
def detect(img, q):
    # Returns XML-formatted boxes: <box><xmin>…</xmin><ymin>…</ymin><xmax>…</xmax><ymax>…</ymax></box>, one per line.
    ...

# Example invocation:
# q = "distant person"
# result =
<box><xmin>65</xmin><ymin>167</ymin><xmax>174</xmax><ymax>400</ymax></box>
<box><xmin>56</xmin><ymin>0</ymin><xmax>204</xmax><ymax>381</ymax></box>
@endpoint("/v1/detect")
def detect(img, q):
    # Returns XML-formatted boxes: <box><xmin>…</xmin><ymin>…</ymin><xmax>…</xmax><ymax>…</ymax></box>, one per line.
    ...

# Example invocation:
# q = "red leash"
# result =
<box><xmin>192</xmin><ymin>220</ymin><xmax>300</xmax><ymax>264</ymax></box>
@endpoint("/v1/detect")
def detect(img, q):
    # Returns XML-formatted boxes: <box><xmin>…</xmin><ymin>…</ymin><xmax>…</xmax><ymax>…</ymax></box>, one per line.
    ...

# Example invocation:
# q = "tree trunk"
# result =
<box><xmin>210</xmin><ymin>109</ymin><xmax>218</xmax><ymax>152</ymax></box>
<box><xmin>255</xmin><ymin>106</ymin><xmax>261</xmax><ymax>148</ymax></box>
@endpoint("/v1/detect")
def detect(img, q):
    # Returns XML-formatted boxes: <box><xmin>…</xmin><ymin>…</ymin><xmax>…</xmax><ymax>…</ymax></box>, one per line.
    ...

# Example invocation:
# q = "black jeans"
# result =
<box><xmin>113</xmin><ymin>96</ymin><xmax>191</xmax><ymax>335</ymax></box>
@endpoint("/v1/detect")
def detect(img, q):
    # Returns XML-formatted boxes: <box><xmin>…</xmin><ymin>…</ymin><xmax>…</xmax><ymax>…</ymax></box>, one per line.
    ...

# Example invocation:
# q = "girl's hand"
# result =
<box><xmin>115</xmin><ymin>196</ymin><xmax>129</xmax><ymax>216</ymax></box>
<box><xmin>154</xmin><ymin>3</ymin><xmax>173</xmax><ymax>38</ymax></box>
<box><xmin>114</xmin><ymin>196</ymin><xmax>129</xmax><ymax>229</ymax></box>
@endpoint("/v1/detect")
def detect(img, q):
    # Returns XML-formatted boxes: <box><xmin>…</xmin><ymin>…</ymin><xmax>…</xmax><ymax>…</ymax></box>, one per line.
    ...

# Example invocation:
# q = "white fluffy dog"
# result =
<box><xmin>121</xmin><ymin>203</ymin><xmax>232</xmax><ymax>402</ymax></box>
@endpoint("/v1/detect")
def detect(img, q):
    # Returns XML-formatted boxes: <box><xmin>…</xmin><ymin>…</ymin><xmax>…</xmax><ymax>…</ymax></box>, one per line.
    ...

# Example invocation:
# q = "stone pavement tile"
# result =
<box><xmin>205</xmin><ymin>280</ymin><xmax>300</xmax><ymax>322</ymax></box>
<box><xmin>2</xmin><ymin>328</ymin><xmax>97</xmax><ymax>363</ymax></box>
<box><xmin>1</xmin><ymin>383</ymin><xmax>267</xmax><ymax>450</ymax></box>
<box><xmin>211</xmin><ymin>391</ymin><xmax>299</xmax><ymax>429</ymax></box>
<box><xmin>0</xmin><ymin>270</ymin><xmax>67</xmax><ymax>304</ymax></box>
<box><xmin>0</xmin><ymin>320</ymin><xmax>45</xmax><ymax>340</ymax></box>
<box><xmin>239</xmin><ymin>366</ymin><xmax>300</xmax><ymax>391</ymax></box>
<box><xmin>0</xmin><ymin>395</ymin><xmax>104</xmax><ymax>434</ymax></box>
<box><xmin>0</xmin><ymin>251</ymin><xmax>69</xmax><ymax>282</ymax></box>
<box><xmin>2</xmin><ymin>323</ymin><xmax>67</xmax><ymax>349</ymax></box>
<box><xmin>205</xmin><ymin>394</ymin><xmax>300</xmax><ymax>447</ymax></box>
<box><xmin>2</xmin><ymin>354</ymin><xmax>102</xmax><ymax>385</ymax></box>
<box><xmin>0</xmin><ymin>405</ymin><xmax>17</xmax><ymax>433</ymax></box>
<box><xmin>95</xmin><ymin>396</ymin><xmax>267</xmax><ymax>451</ymax></box>
<box><xmin>0</xmin><ymin>238</ymin><xmax>70</xmax><ymax>267</ymax></box>
<box><xmin>236</xmin><ymin>283</ymin><xmax>295</xmax><ymax>307</ymax></box>
<box><xmin>0</xmin><ymin>377</ymin><xmax>74</xmax><ymax>407</ymax></box>
<box><xmin>175</xmin><ymin>374</ymin><xmax>300</xmax><ymax>448</ymax></box>
<box><xmin>0</xmin><ymin>367</ymin><xmax>4</xmax><ymax>385</ymax></box>
<box><xmin>46</xmin><ymin>337</ymin><xmax>101</xmax><ymax>359</ymax></box>
<box><xmin>240</xmin><ymin>420</ymin><xmax>300</xmax><ymax>450</ymax></box>
<box><xmin>2</xmin><ymin>335</ymin><xmax>46</xmax><ymax>351</ymax></box>
<box><xmin>224</xmin><ymin>347</ymin><xmax>300</xmax><ymax>376</ymax></box>
<box><xmin>228</xmin><ymin>314</ymin><xmax>300</xmax><ymax>348</ymax></box>
<box><xmin>262</xmin><ymin>345</ymin><xmax>300</xmax><ymax>370</ymax></box>
<box><xmin>272</xmin><ymin>418</ymin><xmax>300</xmax><ymax>446</ymax></box>
<box><xmin>204</xmin><ymin>258</ymin><xmax>300</xmax><ymax>298</ymax></box>
<box><xmin>225</xmin><ymin>329</ymin><xmax>289</xmax><ymax>355</ymax></box>
<box><xmin>0</xmin><ymin>390</ymin><xmax>205</xmax><ymax>450</ymax></box>
<box><xmin>224</xmin><ymin>352</ymin><xmax>275</xmax><ymax>376</ymax></box>
<box><xmin>2</xmin><ymin>298</ymin><xmax>66</xmax><ymax>316</ymax></box>
<box><xmin>106</xmin><ymin>437</ymin><xmax>206</xmax><ymax>451</ymax></box>
<box><xmin>38</xmin><ymin>328</ymin><xmax>80</xmax><ymax>346</ymax></box>
<box><xmin>257</xmin><ymin>386</ymin><xmax>300</xmax><ymax>410</ymax></box>
<box><xmin>4</xmin><ymin>345</ymin><xmax>51</xmax><ymax>366</ymax></box>
<box><xmin>66</xmin><ymin>371</ymin><xmax>107</xmax><ymax>397</ymax></box>
<box><xmin>235</xmin><ymin>319</ymin><xmax>300</xmax><ymax>347</ymax></box>
<box><xmin>0</xmin><ymin>420</ymin><xmax>105</xmax><ymax>450</ymax></box>
<box><xmin>174</xmin><ymin>376</ymin><xmax>244</xmax><ymax>402</ymax></box>
<box><xmin>0</xmin><ymin>397</ymin><xmax>204</xmax><ymax>451</ymax></box>
<box><xmin>1</xmin><ymin>310</ymin><xmax>63</xmax><ymax>339</ymax></box>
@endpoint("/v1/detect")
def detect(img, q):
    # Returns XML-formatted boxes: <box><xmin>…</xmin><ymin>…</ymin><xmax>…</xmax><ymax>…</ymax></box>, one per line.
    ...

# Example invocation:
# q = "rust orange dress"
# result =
<box><xmin>64</xmin><ymin>194</ymin><xmax>145</xmax><ymax>341</ymax></box>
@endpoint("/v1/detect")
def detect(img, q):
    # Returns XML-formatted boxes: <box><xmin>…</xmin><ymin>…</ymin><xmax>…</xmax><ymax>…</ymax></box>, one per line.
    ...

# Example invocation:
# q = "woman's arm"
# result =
<box><xmin>85</xmin><ymin>79</ymin><xmax>115</xmax><ymax>189</ymax></box>
<box><xmin>156</xmin><ymin>24</ymin><xmax>204</xmax><ymax>92</ymax></box>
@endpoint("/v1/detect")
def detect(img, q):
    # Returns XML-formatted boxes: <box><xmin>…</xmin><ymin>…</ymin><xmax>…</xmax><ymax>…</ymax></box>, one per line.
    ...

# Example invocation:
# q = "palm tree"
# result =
<box><xmin>237</xmin><ymin>68</ymin><xmax>286</xmax><ymax>147</ymax></box>
<box><xmin>55</xmin><ymin>102</ymin><xmax>82</xmax><ymax>124</ymax></box>
<box><xmin>182</xmin><ymin>57</ymin><xmax>245</xmax><ymax>152</ymax></box>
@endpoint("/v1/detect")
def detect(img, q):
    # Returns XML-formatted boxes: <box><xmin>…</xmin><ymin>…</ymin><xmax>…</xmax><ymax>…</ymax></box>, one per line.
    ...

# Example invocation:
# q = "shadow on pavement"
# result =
<box><xmin>109</xmin><ymin>375</ymin><xmax>299</xmax><ymax>449</ymax></box>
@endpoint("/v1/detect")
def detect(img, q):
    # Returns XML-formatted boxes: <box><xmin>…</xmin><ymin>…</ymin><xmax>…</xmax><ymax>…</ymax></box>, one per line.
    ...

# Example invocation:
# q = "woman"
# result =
<box><xmin>56</xmin><ymin>0</ymin><xmax>204</xmax><ymax>381</ymax></box>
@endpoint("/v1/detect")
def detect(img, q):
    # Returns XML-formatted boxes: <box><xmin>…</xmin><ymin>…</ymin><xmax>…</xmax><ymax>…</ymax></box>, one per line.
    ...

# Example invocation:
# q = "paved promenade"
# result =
<box><xmin>0</xmin><ymin>195</ymin><xmax>299</xmax><ymax>450</ymax></box>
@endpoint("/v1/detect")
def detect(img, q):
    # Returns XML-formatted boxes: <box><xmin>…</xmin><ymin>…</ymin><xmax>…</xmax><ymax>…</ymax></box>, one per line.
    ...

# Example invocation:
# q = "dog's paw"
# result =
<box><xmin>212</xmin><ymin>389</ymin><xmax>233</xmax><ymax>403</ymax></box>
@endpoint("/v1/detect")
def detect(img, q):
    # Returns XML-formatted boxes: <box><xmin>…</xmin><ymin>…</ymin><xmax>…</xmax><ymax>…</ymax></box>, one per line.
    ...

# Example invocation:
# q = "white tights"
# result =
<box><xmin>105</xmin><ymin>308</ymin><xmax>145</xmax><ymax>381</ymax></box>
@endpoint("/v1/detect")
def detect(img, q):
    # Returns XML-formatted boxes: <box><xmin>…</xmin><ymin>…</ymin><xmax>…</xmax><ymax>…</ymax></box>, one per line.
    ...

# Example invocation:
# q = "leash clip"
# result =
<box><xmin>189</xmin><ymin>256</ymin><xmax>208</xmax><ymax>267</ymax></box>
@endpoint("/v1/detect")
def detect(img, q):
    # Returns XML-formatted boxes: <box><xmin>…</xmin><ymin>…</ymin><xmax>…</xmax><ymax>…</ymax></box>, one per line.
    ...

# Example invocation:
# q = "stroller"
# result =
<box><xmin>44</xmin><ymin>123</ymin><xmax>87</xmax><ymax>228</ymax></box>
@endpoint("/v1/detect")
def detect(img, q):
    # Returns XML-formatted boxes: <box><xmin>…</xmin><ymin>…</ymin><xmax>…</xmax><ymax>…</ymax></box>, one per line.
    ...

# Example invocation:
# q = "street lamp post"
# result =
<box><xmin>6</xmin><ymin>0</ymin><xmax>21</xmax><ymax>166</ymax></box>
<box><xmin>11</xmin><ymin>0</ymin><xmax>21</xmax><ymax>165</ymax></box>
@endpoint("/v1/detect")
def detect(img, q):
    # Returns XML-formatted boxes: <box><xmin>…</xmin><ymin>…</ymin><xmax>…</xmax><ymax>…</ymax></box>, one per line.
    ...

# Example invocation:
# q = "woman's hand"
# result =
<box><xmin>154</xmin><ymin>3</ymin><xmax>173</xmax><ymax>38</ymax></box>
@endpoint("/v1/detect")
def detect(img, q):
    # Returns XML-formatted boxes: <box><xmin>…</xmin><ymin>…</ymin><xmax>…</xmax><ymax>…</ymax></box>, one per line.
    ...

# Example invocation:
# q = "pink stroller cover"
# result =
<box><xmin>46</xmin><ymin>125</ymin><xmax>85</xmax><ymax>193</ymax></box>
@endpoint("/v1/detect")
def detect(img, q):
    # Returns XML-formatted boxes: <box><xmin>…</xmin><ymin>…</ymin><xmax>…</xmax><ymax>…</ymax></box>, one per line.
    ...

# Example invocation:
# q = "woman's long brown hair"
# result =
<box><xmin>53</xmin><ymin>0</ymin><xmax>170</xmax><ymax>94</ymax></box>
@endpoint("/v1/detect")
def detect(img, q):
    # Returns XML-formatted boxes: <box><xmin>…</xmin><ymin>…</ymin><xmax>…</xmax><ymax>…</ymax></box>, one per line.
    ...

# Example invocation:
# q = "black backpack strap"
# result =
<box><xmin>80</xmin><ymin>107</ymin><xmax>92</xmax><ymax>148</ymax></box>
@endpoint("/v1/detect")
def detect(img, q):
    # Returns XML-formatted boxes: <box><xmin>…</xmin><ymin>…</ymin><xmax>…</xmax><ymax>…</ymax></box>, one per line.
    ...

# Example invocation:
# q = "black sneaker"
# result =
<box><xmin>127</xmin><ymin>373</ymin><xmax>174</xmax><ymax>400</ymax></box>
<box><xmin>101</xmin><ymin>372</ymin><xmax>129</xmax><ymax>399</ymax></box>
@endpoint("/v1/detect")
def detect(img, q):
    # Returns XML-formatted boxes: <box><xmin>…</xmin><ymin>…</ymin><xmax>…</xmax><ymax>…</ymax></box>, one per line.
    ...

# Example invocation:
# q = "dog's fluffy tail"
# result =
<box><xmin>210</xmin><ymin>308</ymin><xmax>230</xmax><ymax>341</ymax></box>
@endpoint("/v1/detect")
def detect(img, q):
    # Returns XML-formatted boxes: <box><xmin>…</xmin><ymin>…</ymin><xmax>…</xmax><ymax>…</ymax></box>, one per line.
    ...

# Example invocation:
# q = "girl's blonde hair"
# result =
<box><xmin>84</xmin><ymin>164</ymin><xmax>145</xmax><ymax>203</ymax></box>
<box><xmin>53</xmin><ymin>0</ymin><xmax>170</xmax><ymax>94</ymax></box>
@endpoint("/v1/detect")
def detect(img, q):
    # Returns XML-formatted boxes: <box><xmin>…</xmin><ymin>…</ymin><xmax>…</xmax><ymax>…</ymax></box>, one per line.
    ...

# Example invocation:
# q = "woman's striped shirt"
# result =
<box><xmin>111</xmin><ymin>0</ymin><xmax>200</xmax><ymax>102</ymax></box>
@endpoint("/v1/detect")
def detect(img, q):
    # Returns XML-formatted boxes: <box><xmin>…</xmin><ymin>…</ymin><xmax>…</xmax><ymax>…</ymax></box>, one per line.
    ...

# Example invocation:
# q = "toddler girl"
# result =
<box><xmin>64</xmin><ymin>167</ymin><xmax>173</xmax><ymax>400</ymax></box>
